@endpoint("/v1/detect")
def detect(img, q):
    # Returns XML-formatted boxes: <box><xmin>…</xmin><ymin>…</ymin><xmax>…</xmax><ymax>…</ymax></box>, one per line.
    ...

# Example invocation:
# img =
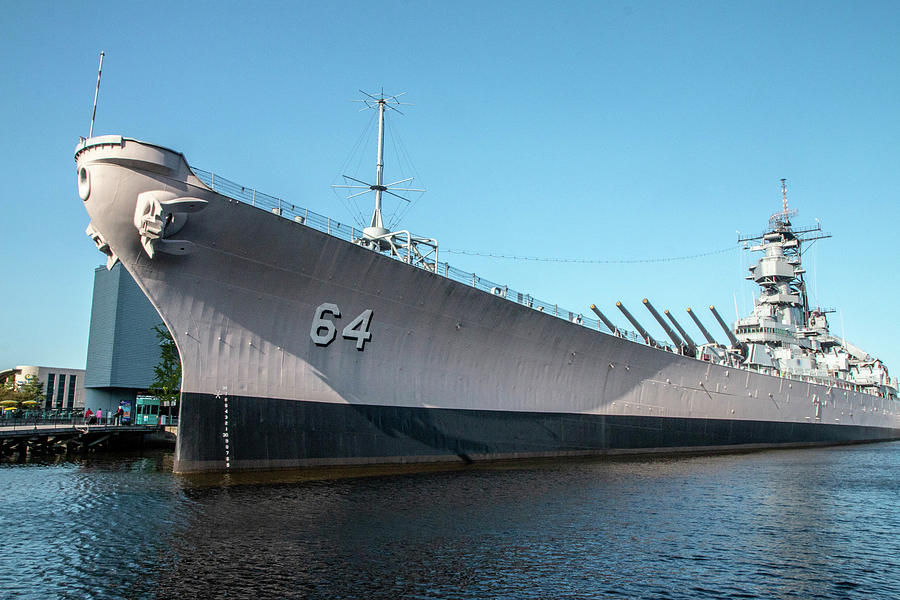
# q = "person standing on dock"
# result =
<box><xmin>114</xmin><ymin>406</ymin><xmax>124</xmax><ymax>425</ymax></box>
<box><xmin>84</xmin><ymin>408</ymin><xmax>93</xmax><ymax>425</ymax></box>
<box><xmin>96</xmin><ymin>408</ymin><xmax>102</xmax><ymax>425</ymax></box>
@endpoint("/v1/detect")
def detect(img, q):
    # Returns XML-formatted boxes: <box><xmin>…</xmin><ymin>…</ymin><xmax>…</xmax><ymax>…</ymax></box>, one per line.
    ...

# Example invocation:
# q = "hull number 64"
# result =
<box><xmin>310</xmin><ymin>303</ymin><xmax>373</xmax><ymax>350</ymax></box>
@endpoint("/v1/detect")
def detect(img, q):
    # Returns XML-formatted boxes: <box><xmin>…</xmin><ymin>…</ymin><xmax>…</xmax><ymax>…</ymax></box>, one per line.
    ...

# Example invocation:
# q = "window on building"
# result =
<box><xmin>67</xmin><ymin>375</ymin><xmax>77</xmax><ymax>409</ymax></box>
<box><xmin>56</xmin><ymin>374</ymin><xmax>67</xmax><ymax>408</ymax></box>
<box><xmin>46</xmin><ymin>374</ymin><xmax>55</xmax><ymax>410</ymax></box>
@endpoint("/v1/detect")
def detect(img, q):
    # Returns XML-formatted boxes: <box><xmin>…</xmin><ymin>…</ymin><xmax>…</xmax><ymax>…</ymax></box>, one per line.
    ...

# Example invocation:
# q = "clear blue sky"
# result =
<box><xmin>1</xmin><ymin>1</ymin><xmax>898</xmax><ymax>373</ymax></box>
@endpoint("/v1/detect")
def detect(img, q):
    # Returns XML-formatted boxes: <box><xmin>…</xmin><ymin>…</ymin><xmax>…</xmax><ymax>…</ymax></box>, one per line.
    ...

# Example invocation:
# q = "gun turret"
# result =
<box><xmin>709</xmin><ymin>305</ymin><xmax>741</xmax><ymax>348</ymax></box>
<box><xmin>665</xmin><ymin>310</ymin><xmax>698</xmax><ymax>353</ymax></box>
<box><xmin>617</xmin><ymin>301</ymin><xmax>655</xmax><ymax>346</ymax></box>
<box><xmin>643</xmin><ymin>299</ymin><xmax>687</xmax><ymax>353</ymax></box>
<box><xmin>686</xmin><ymin>307</ymin><xmax>717</xmax><ymax>345</ymax></box>
<box><xmin>589</xmin><ymin>304</ymin><xmax>618</xmax><ymax>335</ymax></box>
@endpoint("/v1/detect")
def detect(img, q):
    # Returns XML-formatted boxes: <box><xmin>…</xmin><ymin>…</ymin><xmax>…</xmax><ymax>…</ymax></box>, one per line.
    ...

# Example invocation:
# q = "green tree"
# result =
<box><xmin>19</xmin><ymin>375</ymin><xmax>45</xmax><ymax>405</ymax></box>
<box><xmin>0</xmin><ymin>379</ymin><xmax>16</xmax><ymax>402</ymax></box>
<box><xmin>0</xmin><ymin>375</ymin><xmax>43</xmax><ymax>412</ymax></box>
<box><xmin>0</xmin><ymin>379</ymin><xmax>18</xmax><ymax>411</ymax></box>
<box><xmin>148</xmin><ymin>324</ymin><xmax>181</xmax><ymax>409</ymax></box>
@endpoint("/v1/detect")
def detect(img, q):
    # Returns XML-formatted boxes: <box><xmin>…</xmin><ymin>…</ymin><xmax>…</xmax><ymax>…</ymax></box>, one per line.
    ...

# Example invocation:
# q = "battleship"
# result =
<box><xmin>75</xmin><ymin>92</ymin><xmax>900</xmax><ymax>473</ymax></box>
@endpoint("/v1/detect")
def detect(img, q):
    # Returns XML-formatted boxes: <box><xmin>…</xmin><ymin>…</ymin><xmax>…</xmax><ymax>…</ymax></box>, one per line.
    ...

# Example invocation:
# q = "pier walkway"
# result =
<box><xmin>0</xmin><ymin>422</ymin><xmax>166</xmax><ymax>455</ymax></box>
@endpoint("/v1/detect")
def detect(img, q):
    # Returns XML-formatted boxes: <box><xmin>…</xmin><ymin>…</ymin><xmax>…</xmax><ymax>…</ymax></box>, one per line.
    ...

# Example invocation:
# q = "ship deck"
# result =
<box><xmin>191</xmin><ymin>168</ymin><xmax>657</xmax><ymax>344</ymax></box>
<box><xmin>190</xmin><ymin>167</ymin><xmax>895</xmax><ymax>403</ymax></box>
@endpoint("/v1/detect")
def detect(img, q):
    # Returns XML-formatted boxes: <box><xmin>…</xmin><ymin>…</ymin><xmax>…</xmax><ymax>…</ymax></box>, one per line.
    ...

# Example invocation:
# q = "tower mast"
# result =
<box><xmin>88</xmin><ymin>51</ymin><xmax>105</xmax><ymax>138</ymax></box>
<box><xmin>331</xmin><ymin>90</ymin><xmax>438</xmax><ymax>272</ymax></box>
<box><xmin>332</xmin><ymin>90</ymin><xmax>425</xmax><ymax>241</ymax></box>
<box><xmin>372</xmin><ymin>95</ymin><xmax>386</xmax><ymax>231</ymax></box>
<box><xmin>781</xmin><ymin>178</ymin><xmax>788</xmax><ymax>216</ymax></box>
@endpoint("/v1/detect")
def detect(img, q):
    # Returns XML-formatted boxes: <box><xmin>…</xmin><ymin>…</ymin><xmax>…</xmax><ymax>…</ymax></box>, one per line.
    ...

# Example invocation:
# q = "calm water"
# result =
<box><xmin>2</xmin><ymin>443</ymin><xmax>900</xmax><ymax>600</ymax></box>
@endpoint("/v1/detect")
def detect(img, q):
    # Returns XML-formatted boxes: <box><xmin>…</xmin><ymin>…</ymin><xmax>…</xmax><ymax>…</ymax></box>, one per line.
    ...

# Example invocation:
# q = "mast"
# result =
<box><xmin>736</xmin><ymin>179</ymin><xmax>831</xmax><ymax>339</ymax></box>
<box><xmin>332</xmin><ymin>90</ymin><xmax>425</xmax><ymax>241</ymax></box>
<box><xmin>88</xmin><ymin>51</ymin><xmax>105</xmax><ymax>139</ymax></box>
<box><xmin>372</xmin><ymin>95</ymin><xmax>386</xmax><ymax>231</ymax></box>
<box><xmin>331</xmin><ymin>90</ymin><xmax>438</xmax><ymax>272</ymax></box>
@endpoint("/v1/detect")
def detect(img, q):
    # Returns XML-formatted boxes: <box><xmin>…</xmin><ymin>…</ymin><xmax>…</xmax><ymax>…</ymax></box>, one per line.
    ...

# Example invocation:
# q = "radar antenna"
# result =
<box><xmin>768</xmin><ymin>178</ymin><xmax>797</xmax><ymax>229</ymax></box>
<box><xmin>331</xmin><ymin>90</ymin><xmax>438</xmax><ymax>272</ymax></box>
<box><xmin>332</xmin><ymin>90</ymin><xmax>426</xmax><ymax>239</ymax></box>
<box><xmin>781</xmin><ymin>178</ymin><xmax>788</xmax><ymax>214</ymax></box>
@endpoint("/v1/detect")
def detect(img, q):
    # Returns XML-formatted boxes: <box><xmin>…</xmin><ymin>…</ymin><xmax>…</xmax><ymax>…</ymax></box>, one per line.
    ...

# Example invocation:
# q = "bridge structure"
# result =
<box><xmin>0</xmin><ymin>422</ymin><xmax>168</xmax><ymax>456</ymax></box>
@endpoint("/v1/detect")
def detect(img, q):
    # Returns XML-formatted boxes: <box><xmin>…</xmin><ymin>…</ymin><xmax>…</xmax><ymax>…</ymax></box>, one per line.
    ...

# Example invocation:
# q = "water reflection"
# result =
<box><xmin>2</xmin><ymin>444</ymin><xmax>900</xmax><ymax>599</ymax></box>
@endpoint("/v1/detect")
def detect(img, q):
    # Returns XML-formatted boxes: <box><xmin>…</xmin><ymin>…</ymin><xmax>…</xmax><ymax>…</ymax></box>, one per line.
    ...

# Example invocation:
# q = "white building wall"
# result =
<box><xmin>14</xmin><ymin>365</ymin><xmax>86</xmax><ymax>410</ymax></box>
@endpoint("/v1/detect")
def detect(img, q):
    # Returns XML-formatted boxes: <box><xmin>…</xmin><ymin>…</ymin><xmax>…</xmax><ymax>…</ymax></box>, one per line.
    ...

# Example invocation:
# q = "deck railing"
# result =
<box><xmin>192</xmin><ymin>167</ymin><xmax>669</xmax><ymax>349</ymax></box>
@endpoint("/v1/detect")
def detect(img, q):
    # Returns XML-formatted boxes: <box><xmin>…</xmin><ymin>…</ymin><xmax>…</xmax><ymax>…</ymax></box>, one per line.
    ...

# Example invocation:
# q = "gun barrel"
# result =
<box><xmin>617</xmin><ymin>301</ymin><xmax>654</xmax><ymax>346</ymax></box>
<box><xmin>709</xmin><ymin>305</ymin><xmax>741</xmax><ymax>347</ymax></box>
<box><xmin>589</xmin><ymin>304</ymin><xmax>618</xmax><ymax>334</ymax></box>
<box><xmin>686</xmin><ymin>307</ymin><xmax>717</xmax><ymax>344</ymax></box>
<box><xmin>665</xmin><ymin>309</ymin><xmax>697</xmax><ymax>351</ymax></box>
<box><xmin>643</xmin><ymin>299</ymin><xmax>685</xmax><ymax>350</ymax></box>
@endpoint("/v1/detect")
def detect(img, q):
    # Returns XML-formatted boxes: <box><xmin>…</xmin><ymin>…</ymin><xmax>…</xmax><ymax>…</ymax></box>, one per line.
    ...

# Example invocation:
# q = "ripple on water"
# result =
<box><xmin>2</xmin><ymin>444</ymin><xmax>900</xmax><ymax>599</ymax></box>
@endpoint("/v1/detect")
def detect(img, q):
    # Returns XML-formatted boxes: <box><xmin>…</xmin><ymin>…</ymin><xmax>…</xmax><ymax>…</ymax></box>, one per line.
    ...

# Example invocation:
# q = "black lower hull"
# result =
<box><xmin>174</xmin><ymin>393</ymin><xmax>900</xmax><ymax>472</ymax></box>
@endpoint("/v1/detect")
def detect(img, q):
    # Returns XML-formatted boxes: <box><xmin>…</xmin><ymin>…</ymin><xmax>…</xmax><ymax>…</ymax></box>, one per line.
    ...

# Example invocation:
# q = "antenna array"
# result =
<box><xmin>332</xmin><ymin>90</ymin><xmax>425</xmax><ymax>237</ymax></box>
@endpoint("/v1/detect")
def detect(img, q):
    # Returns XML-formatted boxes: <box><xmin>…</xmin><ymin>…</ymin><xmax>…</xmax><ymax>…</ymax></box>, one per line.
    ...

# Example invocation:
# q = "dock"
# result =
<box><xmin>0</xmin><ymin>422</ymin><xmax>169</xmax><ymax>456</ymax></box>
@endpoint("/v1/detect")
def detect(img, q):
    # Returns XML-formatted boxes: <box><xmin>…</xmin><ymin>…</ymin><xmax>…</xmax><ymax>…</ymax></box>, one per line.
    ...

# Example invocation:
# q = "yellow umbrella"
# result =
<box><xmin>0</xmin><ymin>400</ymin><xmax>19</xmax><ymax>406</ymax></box>
<box><xmin>21</xmin><ymin>400</ymin><xmax>40</xmax><ymax>406</ymax></box>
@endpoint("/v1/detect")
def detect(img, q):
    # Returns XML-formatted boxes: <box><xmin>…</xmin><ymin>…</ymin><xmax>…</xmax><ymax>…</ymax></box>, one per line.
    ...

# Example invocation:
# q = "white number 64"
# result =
<box><xmin>310</xmin><ymin>303</ymin><xmax>373</xmax><ymax>350</ymax></box>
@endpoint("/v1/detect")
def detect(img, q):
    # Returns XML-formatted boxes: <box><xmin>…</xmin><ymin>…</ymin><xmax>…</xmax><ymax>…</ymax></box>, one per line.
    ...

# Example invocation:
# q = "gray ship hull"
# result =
<box><xmin>75</xmin><ymin>136</ymin><xmax>900</xmax><ymax>473</ymax></box>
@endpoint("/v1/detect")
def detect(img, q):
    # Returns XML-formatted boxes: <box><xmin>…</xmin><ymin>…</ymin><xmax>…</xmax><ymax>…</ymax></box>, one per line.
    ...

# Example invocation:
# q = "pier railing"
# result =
<box><xmin>192</xmin><ymin>168</ymin><xmax>667</xmax><ymax>350</ymax></box>
<box><xmin>0</xmin><ymin>412</ymin><xmax>178</xmax><ymax>430</ymax></box>
<box><xmin>1</xmin><ymin>411</ymin><xmax>83</xmax><ymax>428</ymax></box>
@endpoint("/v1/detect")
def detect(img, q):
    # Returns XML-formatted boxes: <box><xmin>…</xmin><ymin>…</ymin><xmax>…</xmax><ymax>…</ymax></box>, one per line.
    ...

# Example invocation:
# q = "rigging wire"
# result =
<box><xmin>383</xmin><ymin>118</ymin><xmax>403</xmax><ymax>228</ymax></box>
<box><xmin>387</xmin><ymin>118</ymin><xmax>426</xmax><ymax>229</ymax></box>
<box><xmin>351</xmin><ymin>121</ymin><xmax>376</xmax><ymax>224</ymax></box>
<box><xmin>444</xmin><ymin>245</ymin><xmax>738</xmax><ymax>264</ymax></box>
<box><xmin>331</xmin><ymin>103</ymin><xmax>426</xmax><ymax>231</ymax></box>
<box><xmin>330</xmin><ymin>109</ymin><xmax>378</xmax><ymax>229</ymax></box>
<box><xmin>331</xmin><ymin>93</ymin><xmax>427</xmax><ymax>232</ymax></box>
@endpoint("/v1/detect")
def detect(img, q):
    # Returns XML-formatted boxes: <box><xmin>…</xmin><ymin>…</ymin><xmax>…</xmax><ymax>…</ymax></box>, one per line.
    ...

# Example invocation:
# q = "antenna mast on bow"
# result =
<box><xmin>88</xmin><ymin>51</ymin><xmax>105</xmax><ymax>139</ymax></box>
<box><xmin>333</xmin><ymin>90</ymin><xmax>426</xmax><ymax>239</ymax></box>
<box><xmin>331</xmin><ymin>90</ymin><xmax>438</xmax><ymax>272</ymax></box>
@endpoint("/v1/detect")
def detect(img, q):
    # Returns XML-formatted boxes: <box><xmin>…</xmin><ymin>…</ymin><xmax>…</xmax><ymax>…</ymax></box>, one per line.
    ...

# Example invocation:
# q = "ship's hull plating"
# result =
<box><xmin>177</xmin><ymin>392</ymin><xmax>900</xmax><ymax>472</ymax></box>
<box><xmin>75</xmin><ymin>137</ymin><xmax>900</xmax><ymax>473</ymax></box>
